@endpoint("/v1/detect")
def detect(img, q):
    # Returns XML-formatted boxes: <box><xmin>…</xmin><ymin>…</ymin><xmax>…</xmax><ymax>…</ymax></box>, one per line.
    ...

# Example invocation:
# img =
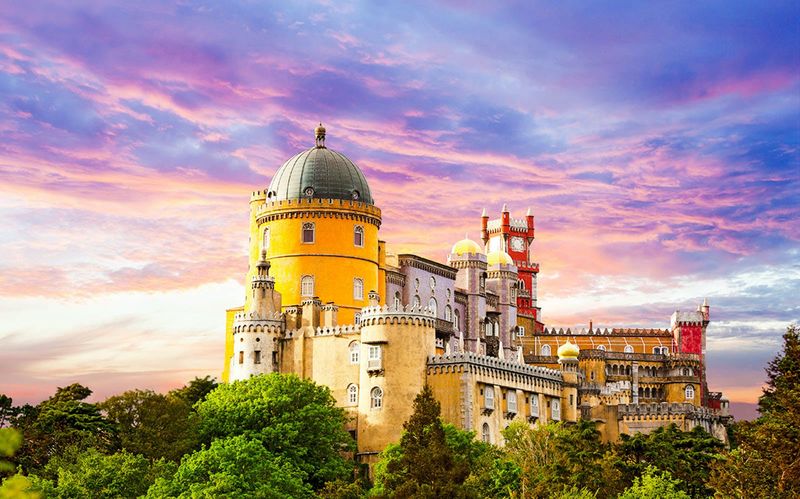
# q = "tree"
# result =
<box><xmin>195</xmin><ymin>373</ymin><xmax>354</xmax><ymax>489</ymax></box>
<box><xmin>374</xmin><ymin>385</ymin><xmax>469</xmax><ymax>498</ymax></box>
<box><xmin>708</xmin><ymin>324</ymin><xmax>800</xmax><ymax>498</ymax></box>
<box><xmin>145</xmin><ymin>435</ymin><xmax>312</xmax><ymax>498</ymax></box>
<box><xmin>0</xmin><ymin>428</ymin><xmax>39</xmax><ymax>499</ymax></box>
<box><xmin>11</xmin><ymin>384</ymin><xmax>116</xmax><ymax>474</ymax></box>
<box><xmin>617</xmin><ymin>423</ymin><xmax>722</xmax><ymax>497</ymax></box>
<box><xmin>100</xmin><ymin>389</ymin><xmax>199</xmax><ymax>461</ymax></box>
<box><xmin>26</xmin><ymin>448</ymin><xmax>175</xmax><ymax>499</ymax></box>
<box><xmin>169</xmin><ymin>376</ymin><xmax>218</xmax><ymax>407</ymax></box>
<box><xmin>618</xmin><ymin>465</ymin><xmax>690</xmax><ymax>499</ymax></box>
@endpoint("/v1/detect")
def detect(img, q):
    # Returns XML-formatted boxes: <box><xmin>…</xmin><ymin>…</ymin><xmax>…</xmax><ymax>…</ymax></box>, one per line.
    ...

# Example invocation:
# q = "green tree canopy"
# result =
<box><xmin>195</xmin><ymin>373</ymin><xmax>354</xmax><ymax>489</ymax></box>
<box><xmin>619</xmin><ymin>465</ymin><xmax>690</xmax><ymax>499</ymax></box>
<box><xmin>146</xmin><ymin>435</ymin><xmax>312</xmax><ymax>498</ymax></box>
<box><xmin>169</xmin><ymin>376</ymin><xmax>218</xmax><ymax>407</ymax></box>
<box><xmin>100</xmin><ymin>389</ymin><xmax>199</xmax><ymax>461</ymax></box>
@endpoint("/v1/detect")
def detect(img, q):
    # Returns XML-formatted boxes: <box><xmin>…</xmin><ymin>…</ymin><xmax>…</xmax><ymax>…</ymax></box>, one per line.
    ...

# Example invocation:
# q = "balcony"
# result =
<box><xmin>367</xmin><ymin>358</ymin><xmax>383</xmax><ymax>375</ymax></box>
<box><xmin>435</xmin><ymin>318</ymin><xmax>454</xmax><ymax>334</ymax></box>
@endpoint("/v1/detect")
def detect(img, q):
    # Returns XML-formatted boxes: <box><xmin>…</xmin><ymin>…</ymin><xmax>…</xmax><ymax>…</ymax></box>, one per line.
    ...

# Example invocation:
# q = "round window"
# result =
<box><xmin>304</xmin><ymin>187</ymin><xmax>315</xmax><ymax>197</ymax></box>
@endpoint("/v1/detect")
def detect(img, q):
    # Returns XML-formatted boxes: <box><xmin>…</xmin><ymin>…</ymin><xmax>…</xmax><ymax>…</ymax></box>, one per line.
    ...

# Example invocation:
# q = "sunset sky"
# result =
<box><xmin>0</xmin><ymin>1</ymin><xmax>797</xmax><ymax>419</ymax></box>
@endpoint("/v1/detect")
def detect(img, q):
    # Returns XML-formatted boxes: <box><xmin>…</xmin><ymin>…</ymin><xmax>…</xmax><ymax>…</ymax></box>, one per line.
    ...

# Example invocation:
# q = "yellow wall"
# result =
<box><xmin>222</xmin><ymin>306</ymin><xmax>243</xmax><ymax>382</ymax></box>
<box><xmin>247</xmin><ymin>198</ymin><xmax>381</xmax><ymax>325</ymax></box>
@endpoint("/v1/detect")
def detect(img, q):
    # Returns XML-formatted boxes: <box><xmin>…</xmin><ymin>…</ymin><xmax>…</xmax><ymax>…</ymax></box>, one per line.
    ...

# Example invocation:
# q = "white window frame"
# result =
<box><xmin>428</xmin><ymin>297</ymin><xmax>437</xmax><ymax>315</ymax></box>
<box><xmin>685</xmin><ymin>385</ymin><xmax>695</xmax><ymax>400</ymax></box>
<box><xmin>413</xmin><ymin>295</ymin><xmax>421</xmax><ymax>308</ymax></box>
<box><xmin>530</xmin><ymin>395</ymin><xmax>539</xmax><ymax>417</ymax></box>
<box><xmin>541</xmin><ymin>344</ymin><xmax>551</xmax><ymax>356</ymax></box>
<box><xmin>393</xmin><ymin>292</ymin><xmax>401</xmax><ymax>309</ymax></box>
<box><xmin>445</xmin><ymin>305</ymin><xmax>452</xmax><ymax>321</ymax></box>
<box><xmin>551</xmin><ymin>398</ymin><xmax>561</xmax><ymax>421</ymax></box>
<box><xmin>354</xmin><ymin>225</ymin><xmax>364</xmax><ymax>247</ymax></box>
<box><xmin>624</xmin><ymin>344</ymin><xmax>634</xmax><ymax>353</ymax></box>
<box><xmin>349</xmin><ymin>341</ymin><xmax>359</xmax><ymax>364</ymax></box>
<box><xmin>484</xmin><ymin>385</ymin><xmax>494</xmax><ymax>410</ymax></box>
<box><xmin>301</xmin><ymin>275</ymin><xmax>314</xmax><ymax>297</ymax></box>
<box><xmin>454</xmin><ymin>310</ymin><xmax>460</xmax><ymax>331</ymax></box>
<box><xmin>368</xmin><ymin>345</ymin><xmax>382</xmax><ymax>371</ymax></box>
<box><xmin>370</xmin><ymin>386</ymin><xmax>383</xmax><ymax>409</ymax></box>
<box><xmin>507</xmin><ymin>390</ymin><xmax>517</xmax><ymax>414</ymax></box>
<box><xmin>302</xmin><ymin>222</ymin><xmax>315</xmax><ymax>244</ymax></box>
<box><xmin>347</xmin><ymin>384</ymin><xmax>358</xmax><ymax>404</ymax></box>
<box><xmin>481</xmin><ymin>423</ymin><xmax>491</xmax><ymax>443</ymax></box>
<box><xmin>353</xmin><ymin>278</ymin><xmax>364</xmax><ymax>300</ymax></box>
<box><xmin>517</xmin><ymin>326</ymin><xmax>525</xmax><ymax>337</ymax></box>
<box><xmin>597</xmin><ymin>344</ymin><xmax>606</xmax><ymax>351</ymax></box>
<box><xmin>262</xmin><ymin>227</ymin><xmax>270</xmax><ymax>252</ymax></box>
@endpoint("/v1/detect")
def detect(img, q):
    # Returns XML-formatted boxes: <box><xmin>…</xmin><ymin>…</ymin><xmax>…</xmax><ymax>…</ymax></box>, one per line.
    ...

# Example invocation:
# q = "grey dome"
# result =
<box><xmin>266</xmin><ymin>143</ymin><xmax>373</xmax><ymax>205</ymax></box>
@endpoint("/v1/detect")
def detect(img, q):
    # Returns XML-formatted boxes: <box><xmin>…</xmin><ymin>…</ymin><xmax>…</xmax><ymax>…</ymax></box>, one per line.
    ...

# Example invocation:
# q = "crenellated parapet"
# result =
<box><xmin>314</xmin><ymin>324</ymin><xmax>360</xmax><ymax>336</ymax></box>
<box><xmin>359</xmin><ymin>304</ymin><xmax>436</xmax><ymax>327</ymax></box>
<box><xmin>617</xmin><ymin>402</ymin><xmax>722</xmax><ymax>420</ymax></box>
<box><xmin>251</xmin><ymin>274</ymin><xmax>276</xmax><ymax>289</ymax></box>
<box><xmin>540</xmin><ymin>326</ymin><xmax>672</xmax><ymax>336</ymax></box>
<box><xmin>232</xmin><ymin>310</ymin><xmax>284</xmax><ymax>333</ymax></box>
<box><xmin>254</xmin><ymin>197</ymin><xmax>382</xmax><ymax>227</ymax></box>
<box><xmin>427</xmin><ymin>352</ymin><xmax>562</xmax><ymax>383</ymax></box>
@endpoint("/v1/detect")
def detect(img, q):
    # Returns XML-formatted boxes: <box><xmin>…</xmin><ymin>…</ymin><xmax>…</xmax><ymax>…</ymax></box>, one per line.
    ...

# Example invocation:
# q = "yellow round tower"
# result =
<box><xmin>245</xmin><ymin>125</ymin><xmax>382</xmax><ymax>324</ymax></box>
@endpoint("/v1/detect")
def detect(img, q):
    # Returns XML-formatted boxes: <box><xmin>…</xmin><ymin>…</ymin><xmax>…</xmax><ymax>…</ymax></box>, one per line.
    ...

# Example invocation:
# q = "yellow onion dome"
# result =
<box><xmin>486</xmin><ymin>250</ymin><xmax>514</xmax><ymax>266</ymax></box>
<box><xmin>557</xmin><ymin>341</ymin><xmax>580</xmax><ymax>360</ymax></box>
<box><xmin>451</xmin><ymin>236</ymin><xmax>482</xmax><ymax>256</ymax></box>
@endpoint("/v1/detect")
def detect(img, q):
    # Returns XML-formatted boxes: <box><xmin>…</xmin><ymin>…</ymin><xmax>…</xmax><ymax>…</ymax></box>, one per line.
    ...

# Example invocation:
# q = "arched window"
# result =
<box><xmin>624</xmin><ymin>344</ymin><xmax>633</xmax><ymax>353</ymax></box>
<box><xmin>347</xmin><ymin>384</ymin><xmax>358</xmax><ymax>405</ymax></box>
<box><xmin>682</xmin><ymin>367</ymin><xmax>690</xmax><ymax>376</ymax></box>
<box><xmin>370</xmin><ymin>387</ymin><xmax>383</xmax><ymax>409</ymax></box>
<box><xmin>541</xmin><ymin>344</ymin><xmax>551</xmax><ymax>356</ymax></box>
<box><xmin>302</xmin><ymin>222</ymin><xmax>315</xmax><ymax>244</ymax></box>
<box><xmin>262</xmin><ymin>227</ymin><xmax>270</xmax><ymax>252</ymax></box>
<box><xmin>428</xmin><ymin>297</ymin><xmax>437</xmax><ymax>315</ymax></box>
<box><xmin>349</xmin><ymin>341</ymin><xmax>359</xmax><ymax>364</ymax></box>
<box><xmin>353</xmin><ymin>225</ymin><xmax>364</xmax><ymax>247</ymax></box>
<box><xmin>519</xmin><ymin>279</ymin><xmax>525</xmax><ymax>290</ymax></box>
<box><xmin>484</xmin><ymin>385</ymin><xmax>494</xmax><ymax>409</ymax></box>
<box><xmin>482</xmin><ymin>423</ymin><xmax>491</xmax><ymax>443</ymax></box>
<box><xmin>413</xmin><ymin>295</ymin><xmax>421</xmax><ymax>308</ymax></box>
<box><xmin>485</xmin><ymin>322</ymin><xmax>493</xmax><ymax>337</ymax></box>
<box><xmin>685</xmin><ymin>385</ymin><xmax>695</xmax><ymax>400</ymax></box>
<box><xmin>453</xmin><ymin>309</ymin><xmax>460</xmax><ymax>331</ymax></box>
<box><xmin>301</xmin><ymin>275</ymin><xmax>314</xmax><ymax>297</ymax></box>
<box><xmin>551</xmin><ymin>399</ymin><xmax>561</xmax><ymax>421</ymax></box>
<box><xmin>354</xmin><ymin>312</ymin><xmax>361</xmax><ymax>324</ymax></box>
<box><xmin>444</xmin><ymin>305</ymin><xmax>452</xmax><ymax>321</ymax></box>
<box><xmin>353</xmin><ymin>278</ymin><xmax>364</xmax><ymax>300</ymax></box>
<box><xmin>597</xmin><ymin>344</ymin><xmax>606</xmax><ymax>351</ymax></box>
<box><xmin>530</xmin><ymin>395</ymin><xmax>539</xmax><ymax>417</ymax></box>
<box><xmin>507</xmin><ymin>390</ymin><xmax>517</xmax><ymax>414</ymax></box>
<box><xmin>393</xmin><ymin>292</ymin><xmax>401</xmax><ymax>309</ymax></box>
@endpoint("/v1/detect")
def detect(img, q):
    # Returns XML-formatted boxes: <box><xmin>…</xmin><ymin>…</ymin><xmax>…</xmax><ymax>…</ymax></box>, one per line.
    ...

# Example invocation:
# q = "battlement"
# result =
<box><xmin>617</xmin><ymin>402</ymin><xmax>721</xmax><ymax>420</ymax></box>
<box><xmin>427</xmin><ymin>351</ymin><xmax>562</xmax><ymax>382</ymax></box>
<box><xmin>233</xmin><ymin>310</ymin><xmax>284</xmax><ymax>333</ymax></box>
<box><xmin>314</xmin><ymin>324</ymin><xmax>360</xmax><ymax>336</ymax></box>
<box><xmin>538</xmin><ymin>326</ymin><xmax>672</xmax><ymax>337</ymax></box>
<box><xmin>253</xmin><ymin>196</ymin><xmax>382</xmax><ymax>221</ymax></box>
<box><xmin>359</xmin><ymin>304</ymin><xmax>436</xmax><ymax>327</ymax></box>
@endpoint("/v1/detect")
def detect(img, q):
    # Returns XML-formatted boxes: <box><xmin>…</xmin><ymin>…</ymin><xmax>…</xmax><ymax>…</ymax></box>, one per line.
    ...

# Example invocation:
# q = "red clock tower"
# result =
<box><xmin>481</xmin><ymin>205</ymin><xmax>543</xmax><ymax>331</ymax></box>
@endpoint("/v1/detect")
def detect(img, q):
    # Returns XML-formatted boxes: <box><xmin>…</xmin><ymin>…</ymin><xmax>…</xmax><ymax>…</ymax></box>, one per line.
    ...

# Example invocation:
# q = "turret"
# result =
<box><xmin>480</xmin><ymin>208</ymin><xmax>489</xmax><ymax>246</ymax></box>
<box><xmin>448</xmin><ymin>237</ymin><xmax>488</xmax><ymax>354</ymax></box>
<box><xmin>526</xmin><ymin>207</ymin><xmax>535</xmax><ymax>243</ymax></box>
<box><xmin>557</xmin><ymin>341</ymin><xmax>580</xmax><ymax>422</ymax></box>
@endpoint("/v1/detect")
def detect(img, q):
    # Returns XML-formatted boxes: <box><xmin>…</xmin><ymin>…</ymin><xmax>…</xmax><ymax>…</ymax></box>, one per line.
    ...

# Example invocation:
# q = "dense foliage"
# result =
<box><xmin>1</xmin><ymin>325</ymin><xmax>795</xmax><ymax>498</ymax></box>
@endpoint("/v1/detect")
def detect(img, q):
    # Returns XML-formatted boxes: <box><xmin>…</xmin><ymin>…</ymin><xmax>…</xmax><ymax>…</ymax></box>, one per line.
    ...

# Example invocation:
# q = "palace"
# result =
<box><xmin>222</xmin><ymin>125</ymin><xmax>731</xmax><ymax>466</ymax></box>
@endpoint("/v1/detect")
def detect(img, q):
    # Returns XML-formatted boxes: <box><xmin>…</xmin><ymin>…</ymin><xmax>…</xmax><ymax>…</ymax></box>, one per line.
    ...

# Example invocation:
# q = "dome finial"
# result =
<box><xmin>315</xmin><ymin>122</ymin><xmax>326</xmax><ymax>148</ymax></box>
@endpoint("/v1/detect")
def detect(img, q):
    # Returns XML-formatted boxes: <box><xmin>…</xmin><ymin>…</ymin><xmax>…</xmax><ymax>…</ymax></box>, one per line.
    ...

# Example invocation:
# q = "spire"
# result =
<box><xmin>703</xmin><ymin>297</ymin><xmax>709</xmax><ymax>306</ymax></box>
<box><xmin>526</xmin><ymin>206</ymin><xmax>532</xmax><ymax>216</ymax></box>
<box><xmin>501</xmin><ymin>203</ymin><xmax>508</xmax><ymax>213</ymax></box>
<box><xmin>481</xmin><ymin>207</ymin><xmax>487</xmax><ymax>217</ymax></box>
<box><xmin>314</xmin><ymin>122</ymin><xmax>326</xmax><ymax>148</ymax></box>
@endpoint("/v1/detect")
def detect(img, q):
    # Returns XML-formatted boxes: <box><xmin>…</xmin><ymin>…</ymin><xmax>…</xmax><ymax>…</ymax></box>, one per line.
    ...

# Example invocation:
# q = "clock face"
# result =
<box><xmin>510</xmin><ymin>236</ymin><xmax>525</xmax><ymax>252</ymax></box>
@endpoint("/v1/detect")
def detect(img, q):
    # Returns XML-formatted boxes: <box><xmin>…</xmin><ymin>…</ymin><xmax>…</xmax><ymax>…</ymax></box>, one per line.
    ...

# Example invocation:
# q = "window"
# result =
<box><xmin>685</xmin><ymin>385</ymin><xmax>695</xmax><ymax>400</ymax></box>
<box><xmin>354</xmin><ymin>225</ymin><xmax>364</xmax><ymax>247</ymax></box>
<box><xmin>349</xmin><ymin>341</ymin><xmax>359</xmax><ymax>364</ymax></box>
<box><xmin>348</xmin><ymin>384</ymin><xmax>358</xmax><ymax>404</ymax></box>
<box><xmin>484</xmin><ymin>385</ymin><xmax>495</xmax><ymax>409</ymax></box>
<box><xmin>541</xmin><ymin>344</ymin><xmax>551</xmax><ymax>356</ymax></box>
<box><xmin>485</xmin><ymin>322</ymin><xmax>493</xmax><ymax>337</ymax></box>
<box><xmin>413</xmin><ymin>295</ymin><xmax>421</xmax><ymax>308</ymax></box>
<box><xmin>301</xmin><ymin>275</ymin><xmax>314</xmax><ymax>297</ymax></box>
<box><xmin>445</xmin><ymin>305</ymin><xmax>452</xmax><ymax>321</ymax></box>
<box><xmin>482</xmin><ymin>423</ymin><xmax>491</xmax><ymax>443</ymax></box>
<box><xmin>238</xmin><ymin>351</ymin><xmax>244</xmax><ymax>364</ymax></box>
<box><xmin>354</xmin><ymin>312</ymin><xmax>361</xmax><ymax>324</ymax></box>
<box><xmin>682</xmin><ymin>367</ymin><xmax>691</xmax><ymax>376</ymax></box>
<box><xmin>354</xmin><ymin>278</ymin><xmax>364</xmax><ymax>300</ymax></box>
<box><xmin>446</xmin><ymin>288</ymin><xmax>451</xmax><ymax>300</ymax></box>
<box><xmin>368</xmin><ymin>345</ymin><xmax>382</xmax><ymax>370</ymax></box>
<box><xmin>262</xmin><ymin>227</ymin><xmax>270</xmax><ymax>252</ymax></box>
<box><xmin>530</xmin><ymin>395</ymin><xmax>539</xmax><ymax>417</ymax></box>
<box><xmin>428</xmin><ymin>297</ymin><xmax>437</xmax><ymax>315</ymax></box>
<box><xmin>517</xmin><ymin>326</ymin><xmax>525</xmax><ymax>337</ymax></box>
<box><xmin>302</xmin><ymin>222</ymin><xmax>315</xmax><ymax>243</ymax></box>
<box><xmin>370</xmin><ymin>387</ymin><xmax>383</xmax><ymax>409</ymax></box>
<box><xmin>662</xmin><ymin>347</ymin><xmax>669</xmax><ymax>355</ymax></box>
<box><xmin>624</xmin><ymin>344</ymin><xmax>634</xmax><ymax>353</ymax></box>
<box><xmin>254</xmin><ymin>350</ymin><xmax>261</xmax><ymax>364</ymax></box>
<box><xmin>507</xmin><ymin>391</ymin><xmax>517</xmax><ymax>414</ymax></box>
<box><xmin>394</xmin><ymin>292</ymin><xmax>401</xmax><ymax>309</ymax></box>
<box><xmin>454</xmin><ymin>310</ymin><xmax>460</xmax><ymax>331</ymax></box>
<box><xmin>430</xmin><ymin>276</ymin><xmax>436</xmax><ymax>289</ymax></box>
<box><xmin>597</xmin><ymin>344</ymin><xmax>606</xmax><ymax>351</ymax></box>
<box><xmin>551</xmin><ymin>399</ymin><xmax>561</xmax><ymax>421</ymax></box>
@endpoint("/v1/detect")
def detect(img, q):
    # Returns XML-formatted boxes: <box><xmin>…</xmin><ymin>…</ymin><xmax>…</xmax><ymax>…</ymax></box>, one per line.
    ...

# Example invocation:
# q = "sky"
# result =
<box><xmin>0</xmin><ymin>1</ymin><xmax>797</xmax><ymax>420</ymax></box>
